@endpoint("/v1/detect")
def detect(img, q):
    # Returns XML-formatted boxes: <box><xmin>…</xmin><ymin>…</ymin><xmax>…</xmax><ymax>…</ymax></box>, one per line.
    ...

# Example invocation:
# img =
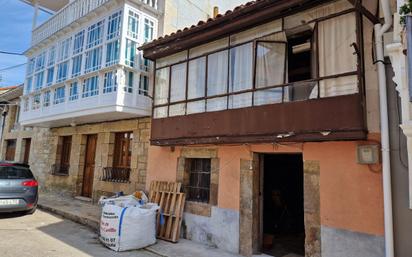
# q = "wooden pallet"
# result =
<box><xmin>155</xmin><ymin>191</ymin><xmax>185</xmax><ymax>243</ymax></box>
<box><xmin>149</xmin><ymin>181</ymin><xmax>181</xmax><ymax>202</ymax></box>
<box><xmin>149</xmin><ymin>181</ymin><xmax>185</xmax><ymax>243</ymax></box>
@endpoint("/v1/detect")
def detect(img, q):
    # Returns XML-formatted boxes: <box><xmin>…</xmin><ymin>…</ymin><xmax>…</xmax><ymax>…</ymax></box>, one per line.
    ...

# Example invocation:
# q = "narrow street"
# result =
<box><xmin>0</xmin><ymin>210</ymin><xmax>160</xmax><ymax>257</ymax></box>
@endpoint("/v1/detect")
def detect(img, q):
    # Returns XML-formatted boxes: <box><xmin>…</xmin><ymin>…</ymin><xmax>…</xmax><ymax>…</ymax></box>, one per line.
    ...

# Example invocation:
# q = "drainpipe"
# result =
<box><xmin>374</xmin><ymin>0</ymin><xmax>394</xmax><ymax>257</ymax></box>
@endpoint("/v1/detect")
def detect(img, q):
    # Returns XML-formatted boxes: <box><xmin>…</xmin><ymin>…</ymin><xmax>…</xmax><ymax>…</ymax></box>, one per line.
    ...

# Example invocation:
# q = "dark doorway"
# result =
<box><xmin>261</xmin><ymin>154</ymin><xmax>305</xmax><ymax>257</ymax></box>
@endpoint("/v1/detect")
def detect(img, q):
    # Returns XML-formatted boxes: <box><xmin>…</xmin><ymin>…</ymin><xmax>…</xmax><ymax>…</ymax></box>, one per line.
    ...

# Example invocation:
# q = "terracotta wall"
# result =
<box><xmin>146</xmin><ymin>136</ymin><xmax>384</xmax><ymax>237</ymax></box>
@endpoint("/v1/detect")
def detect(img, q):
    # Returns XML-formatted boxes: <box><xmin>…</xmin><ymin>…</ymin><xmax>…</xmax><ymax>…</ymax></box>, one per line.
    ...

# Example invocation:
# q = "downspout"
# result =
<box><xmin>374</xmin><ymin>0</ymin><xmax>394</xmax><ymax>257</ymax></box>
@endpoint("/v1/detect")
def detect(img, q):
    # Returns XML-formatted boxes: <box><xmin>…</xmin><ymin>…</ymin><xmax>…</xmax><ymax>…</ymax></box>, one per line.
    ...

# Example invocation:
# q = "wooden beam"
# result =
<box><xmin>347</xmin><ymin>0</ymin><xmax>380</xmax><ymax>24</ymax></box>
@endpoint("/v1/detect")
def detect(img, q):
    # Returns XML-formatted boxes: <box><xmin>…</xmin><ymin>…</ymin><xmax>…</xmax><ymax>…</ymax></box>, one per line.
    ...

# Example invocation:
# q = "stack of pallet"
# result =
<box><xmin>149</xmin><ymin>181</ymin><xmax>186</xmax><ymax>243</ymax></box>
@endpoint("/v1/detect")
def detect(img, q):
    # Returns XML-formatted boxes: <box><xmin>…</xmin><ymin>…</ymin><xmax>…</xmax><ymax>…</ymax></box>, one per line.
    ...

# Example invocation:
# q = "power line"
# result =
<box><xmin>0</xmin><ymin>63</ymin><xmax>26</xmax><ymax>72</ymax></box>
<box><xmin>0</xmin><ymin>51</ymin><xmax>24</xmax><ymax>56</ymax></box>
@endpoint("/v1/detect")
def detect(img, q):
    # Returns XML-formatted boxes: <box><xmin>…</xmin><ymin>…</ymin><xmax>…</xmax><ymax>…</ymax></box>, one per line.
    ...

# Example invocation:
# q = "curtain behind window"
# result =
<box><xmin>155</xmin><ymin>68</ymin><xmax>169</xmax><ymax>105</ymax></box>
<box><xmin>170</xmin><ymin>63</ymin><xmax>187</xmax><ymax>103</ymax></box>
<box><xmin>318</xmin><ymin>13</ymin><xmax>357</xmax><ymax>97</ymax></box>
<box><xmin>254</xmin><ymin>41</ymin><xmax>287</xmax><ymax>106</ymax></box>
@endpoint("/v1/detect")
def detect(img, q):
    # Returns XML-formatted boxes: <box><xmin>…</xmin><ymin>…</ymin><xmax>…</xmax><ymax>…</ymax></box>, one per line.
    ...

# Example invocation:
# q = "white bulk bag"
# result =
<box><xmin>100</xmin><ymin>203</ymin><xmax>159</xmax><ymax>251</ymax></box>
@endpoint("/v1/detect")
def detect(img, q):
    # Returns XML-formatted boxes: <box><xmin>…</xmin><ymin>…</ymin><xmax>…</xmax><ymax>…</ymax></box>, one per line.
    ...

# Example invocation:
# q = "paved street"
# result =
<box><xmin>0</xmin><ymin>209</ymin><xmax>160</xmax><ymax>257</ymax></box>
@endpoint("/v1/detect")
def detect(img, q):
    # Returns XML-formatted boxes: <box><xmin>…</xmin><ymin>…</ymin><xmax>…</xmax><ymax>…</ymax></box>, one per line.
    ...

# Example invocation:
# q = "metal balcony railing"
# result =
<box><xmin>101</xmin><ymin>167</ymin><xmax>131</xmax><ymax>183</ymax></box>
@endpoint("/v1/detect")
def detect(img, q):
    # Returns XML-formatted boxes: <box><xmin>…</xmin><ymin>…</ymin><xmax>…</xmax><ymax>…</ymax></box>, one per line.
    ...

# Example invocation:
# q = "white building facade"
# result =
<box><xmin>20</xmin><ymin>0</ymin><xmax>160</xmax><ymax>127</ymax></box>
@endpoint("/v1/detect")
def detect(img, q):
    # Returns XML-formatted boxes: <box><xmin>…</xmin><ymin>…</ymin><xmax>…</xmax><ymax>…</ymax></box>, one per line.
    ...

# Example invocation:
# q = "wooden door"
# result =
<box><xmin>23</xmin><ymin>138</ymin><xmax>31</xmax><ymax>164</ymax></box>
<box><xmin>82</xmin><ymin>134</ymin><xmax>97</xmax><ymax>198</ymax></box>
<box><xmin>5</xmin><ymin>140</ymin><xmax>16</xmax><ymax>161</ymax></box>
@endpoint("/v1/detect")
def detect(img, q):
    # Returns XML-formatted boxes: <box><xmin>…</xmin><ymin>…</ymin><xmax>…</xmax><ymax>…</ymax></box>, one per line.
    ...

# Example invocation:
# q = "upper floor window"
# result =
<box><xmin>23</xmin><ymin>99</ymin><xmax>29</xmax><ymax>112</ymax></box>
<box><xmin>87</xmin><ymin>20</ymin><xmax>104</xmax><ymax>49</ymax></box>
<box><xmin>46</xmin><ymin>67</ymin><xmax>54</xmax><ymax>86</ymax></box>
<box><xmin>69</xmin><ymin>82</ymin><xmax>79</xmax><ymax>101</ymax></box>
<box><xmin>32</xmin><ymin>94</ymin><xmax>41</xmax><ymax>110</ymax></box>
<box><xmin>127</xmin><ymin>10</ymin><xmax>139</xmax><ymax>40</ymax></box>
<box><xmin>72</xmin><ymin>55</ymin><xmax>82</xmax><ymax>78</ymax></box>
<box><xmin>144</xmin><ymin>18</ymin><xmax>154</xmax><ymax>42</ymax></box>
<box><xmin>47</xmin><ymin>46</ymin><xmax>56</xmax><ymax>67</ymax></box>
<box><xmin>103</xmin><ymin>71</ymin><xmax>117</xmax><ymax>93</ymax></box>
<box><xmin>54</xmin><ymin>86</ymin><xmax>65</xmax><ymax>104</ymax></box>
<box><xmin>152</xmin><ymin>12</ymin><xmax>358</xmax><ymax>119</ymax></box>
<box><xmin>58</xmin><ymin>38</ymin><xmax>71</xmax><ymax>62</ymax></box>
<box><xmin>26</xmin><ymin>77</ymin><xmax>33</xmax><ymax>94</ymax></box>
<box><xmin>35</xmin><ymin>52</ymin><xmax>46</xmax><ymax>72</ymax></box>
<box><xmin>125</xmin><ymin>40</ymin><xmax>137</xmax><ymax>67</ymax></box>
<box><xmin>34</xmin><ymin>71</ymin><xmax>44</xmax><ymax>91</ymax></box>
<box><xmin>82</xmin><ymin>76</ymin><xmax>99</xmax><ymax>98</ymax></box>
<box><xmin>56</xmin><ymin>61</ymin><xmax>69</xmax><ymax>83</ymax></box>
<box><xmin>124</xmin><ymin>71</ymin><xmax>134</xmax><ymax>93</ymax></box>
<box><xmin>43</xmin><ymin>91</ymin><xmax>51</xmax><ymax>107</ymax></box>
<box><xmin>27</xmin><ymin>58</ymin><xmax>35</xmax><ymax>76</ymax></box>
<box><xmin>73</xmin><ymin>30</ymin><xmax>85</xmax><ymax>55</ymax></box>
<box><xmin>139</xmin><ymin>75</ymin><xmax>149</xmax><ymax>96</ymax></box>
<box><xmin>85</xmin><ymin>47</ymin><xmax>102</xmax><ymax>73</ymax></box>
<box><xmin>107</xmin><ymin>11</ymin><xmax>122</xmax><ymax>40</ymax></box>
<box><xmin>106</xmin><ymin>40</ymin><xmax>120</xmax><ymax>66</ymax></box>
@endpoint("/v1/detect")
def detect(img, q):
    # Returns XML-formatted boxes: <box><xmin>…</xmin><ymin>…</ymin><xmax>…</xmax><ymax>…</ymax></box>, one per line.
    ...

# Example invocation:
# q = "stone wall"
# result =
<box><xmin>42</xmin><ymin>118</ymin><xmax>151</xmax><ymax>201</ymax></box>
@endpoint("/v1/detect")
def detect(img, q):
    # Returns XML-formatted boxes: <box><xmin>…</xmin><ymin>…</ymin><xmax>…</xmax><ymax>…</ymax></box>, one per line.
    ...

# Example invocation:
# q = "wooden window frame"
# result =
<box><xmin>184</xmin><ymin>158</ymin><xmax>212</xmax><ymax>204</ymax></box>
<box><xmin>152</xmin><ymin>8</ymin><xmax>363</xmax><ymax>118</ymax></box>
<box><xmin>113</xmin><ymin>132</ymin><xmax>133</xmax><ymax>169</ymax></box>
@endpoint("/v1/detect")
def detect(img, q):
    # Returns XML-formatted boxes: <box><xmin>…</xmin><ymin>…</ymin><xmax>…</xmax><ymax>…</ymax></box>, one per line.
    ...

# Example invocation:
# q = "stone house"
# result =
<box><xmin>140</xmin><ymin>0</ymin><xmax>390</xmax><ymax>256</ymax></box>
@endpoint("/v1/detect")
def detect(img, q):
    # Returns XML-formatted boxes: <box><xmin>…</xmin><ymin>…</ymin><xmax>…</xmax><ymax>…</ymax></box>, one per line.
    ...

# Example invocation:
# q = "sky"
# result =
<box><xmin>0</xmin><ymin>0</ymin><xmax>50</xmax><ymax>87</ymax></box>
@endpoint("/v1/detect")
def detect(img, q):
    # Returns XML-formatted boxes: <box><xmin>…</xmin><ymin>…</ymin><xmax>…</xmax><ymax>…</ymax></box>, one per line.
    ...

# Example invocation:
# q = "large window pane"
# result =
<box><xmin>154</xmin><ymin>68</ymin><xmax>169</xmax><ymax>105</ymax></box>
<box><xmin>125</xmin><ymin>40</ymin><xmax>137</xmax><ymax>67</ymax></box>
<box><xmin>169</xmin><ymin>103</ymin><xmax>185</xmax><ymax>117</ymax></box>
<box><xmin>207</xmin><ymin>50</ymin><xmax>228</xmax><ymax>96</ymax></box>
<box><xmin>206</xmin><ymin>97</ymin><xmax>227</xmax><ymax>112</ymax></box>
<box><xmin>318</xmin><ymin>13</ymin><xmax>356</xmax><ymax>76</ymax></box>
<box><xmin>256</xmin><ymin>42</ymin><xmax>286</xmax><ymax>88</ymax></box>
<box><xmin>106</xmin><ymin>40</ymin><xmax>120</xmax><ymax>66</ymax></box>
<box><xmin>229</xmin><ymin>43</ymin><xmax>253</xmax><ymax>93</ymax></box>
<box><xmin>107</xmin><ymin>11</ymin><xmax>122</xmax><ymax>40</ymax></box>
<box><xmin>54</xmin><ymin>86</ymin><xmax>65</xmax><ymax>104</ymax></box>
<box><xmin>187</xmin><ymin>100</ymin><xmax>205</xmax><ymax>114</ymax></box>
<box><xmin>154</xmin><ymin>106</ymin><xmax>168</xmax><ymax>119</ymax></box>
<box><xmin>170</xmin><ymin>63</ymin><xmax>186</xmax><ymax>102</ymax></box>
<box><xmin>229</xmin><ymin>93</ymin><xmax>252</xmax><ymax>109</ymax></box>
<box><xmin>128</xmin><ymin>10</ymin><xmax>139</xmax><ymax>40</ymax></box>
<box><xmin>188</xmin><ymin>57</ymin><xmax>206</xmax><ymax>99</ymax></box>
<box><xmin>254</xmin><ymin>88</ymin><xmax>283</xmax><ymax>106</ymax></box>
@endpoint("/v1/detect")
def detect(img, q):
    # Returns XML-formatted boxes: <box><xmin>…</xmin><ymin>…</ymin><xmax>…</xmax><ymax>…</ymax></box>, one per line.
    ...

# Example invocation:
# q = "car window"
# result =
<box><xmin>0</xmin><ymin>166</ymin><xmax>34</xmax><ymax>179</ymax></box>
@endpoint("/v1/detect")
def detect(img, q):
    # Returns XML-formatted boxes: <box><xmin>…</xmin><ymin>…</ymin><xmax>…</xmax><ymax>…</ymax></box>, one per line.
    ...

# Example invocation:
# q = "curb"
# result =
<box><xmin>38</xmin><ymin>203</ymin><xmax>100</xmax><ymax>232</ymax></box>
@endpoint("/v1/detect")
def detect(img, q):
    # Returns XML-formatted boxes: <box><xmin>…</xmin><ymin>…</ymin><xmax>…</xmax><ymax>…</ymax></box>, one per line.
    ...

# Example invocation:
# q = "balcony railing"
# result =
<box><xmin>101</xmin><ymin>167</ymin><xmax>131</xmax><ymax>183</ymax></box>
<box><xmin>51</xmin><ymin>163</ymin><xmax>70</xmax><ymax>175</ymax></box>
<box><xmin>32</xmin><ymin>0</ymin><xmax>159</xmax><ymax>46</ymax></box>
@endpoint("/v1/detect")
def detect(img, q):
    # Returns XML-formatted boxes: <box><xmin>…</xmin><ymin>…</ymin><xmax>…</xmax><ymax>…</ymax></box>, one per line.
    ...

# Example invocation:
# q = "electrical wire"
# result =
<box><xmin>0</xmin><ymin>51</ymin><xmax>24</xmax><ymax>56</ymax></box>
<box><xmin>0</xmin><ymin>63</ymin><xmax>26</xmax><ymax>72</ymax></box>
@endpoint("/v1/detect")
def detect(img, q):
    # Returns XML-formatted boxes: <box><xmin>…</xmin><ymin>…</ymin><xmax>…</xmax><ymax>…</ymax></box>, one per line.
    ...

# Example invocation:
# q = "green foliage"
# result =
<box><xmin>400</xmin><ymin>1</ymin><xmax>412</xmax><ymax>25</ymax></box>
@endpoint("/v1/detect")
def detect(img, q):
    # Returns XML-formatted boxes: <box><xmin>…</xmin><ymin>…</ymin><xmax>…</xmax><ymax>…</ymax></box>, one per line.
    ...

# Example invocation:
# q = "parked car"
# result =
<box><xmin>0</xmin><ymin>162</ymin><xmax>38</xmax><ymax>214</ymax></box>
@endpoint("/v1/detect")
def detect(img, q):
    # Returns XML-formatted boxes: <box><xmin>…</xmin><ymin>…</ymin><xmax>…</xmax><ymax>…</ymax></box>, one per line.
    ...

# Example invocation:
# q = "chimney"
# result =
<box><xmin>213</xmin><ymin>6</ymin><xmax>219</xmax><ymax>18</ymax></box>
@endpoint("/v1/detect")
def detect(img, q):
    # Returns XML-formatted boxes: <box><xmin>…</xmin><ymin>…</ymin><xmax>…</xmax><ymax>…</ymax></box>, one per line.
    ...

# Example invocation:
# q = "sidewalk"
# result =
<box><xmin>37</xmin><ymin>193</ymin><xmax>244</xmax><ymax>257</ymax></box>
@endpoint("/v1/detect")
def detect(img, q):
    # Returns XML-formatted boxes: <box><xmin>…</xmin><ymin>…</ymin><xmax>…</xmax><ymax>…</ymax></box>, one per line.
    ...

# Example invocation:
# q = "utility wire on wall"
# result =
<box><xmin>0</xmin><ymin>63</ymin><xmax>26</xmax><ymax>72</ymax></box>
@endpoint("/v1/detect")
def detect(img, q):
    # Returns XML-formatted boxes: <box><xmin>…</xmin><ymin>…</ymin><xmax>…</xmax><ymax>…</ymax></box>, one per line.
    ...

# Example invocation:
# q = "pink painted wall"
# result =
<box><xmin>146</xmin><ymin>139</ymin><xmax>384</xmax><ymax>236</ymax></box>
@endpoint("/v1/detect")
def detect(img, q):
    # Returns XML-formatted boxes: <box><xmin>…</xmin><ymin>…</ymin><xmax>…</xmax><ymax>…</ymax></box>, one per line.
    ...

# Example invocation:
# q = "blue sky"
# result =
<box><xmin>0</xmin><ymin>0</ymin><xmax>50</xmax><ymax>87</ymax></box>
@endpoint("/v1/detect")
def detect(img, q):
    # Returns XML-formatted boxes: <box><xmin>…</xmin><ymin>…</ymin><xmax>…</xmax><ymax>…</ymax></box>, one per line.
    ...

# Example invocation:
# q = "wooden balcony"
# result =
<box><xmin>150</xmin><ymin>94</ymin><xmax>366</xmax><ymax>146</ymax></box>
